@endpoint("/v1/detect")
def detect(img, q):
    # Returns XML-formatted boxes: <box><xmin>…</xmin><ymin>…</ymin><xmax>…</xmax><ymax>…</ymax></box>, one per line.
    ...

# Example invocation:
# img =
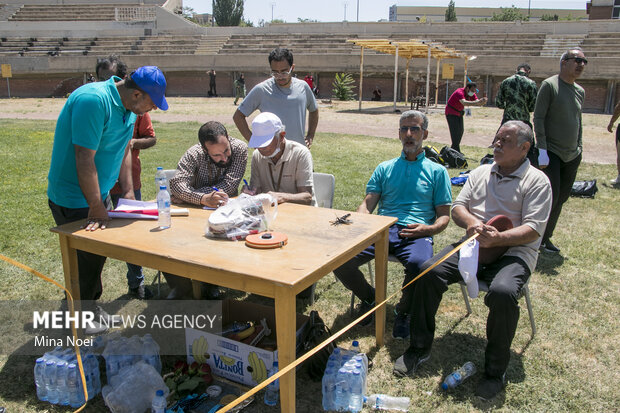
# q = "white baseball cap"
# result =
<box><xmin>248</xmin><ymin>112</ymin><xmax>283</xmax><ymax>148</ymax></box>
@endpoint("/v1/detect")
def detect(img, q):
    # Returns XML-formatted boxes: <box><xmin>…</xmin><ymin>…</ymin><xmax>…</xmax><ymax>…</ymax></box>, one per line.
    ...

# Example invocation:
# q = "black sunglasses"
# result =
<box><xmin>564</xmin><ymin>57</ymin><xmax>588</xmax><ymax>65</ymax></box>
<box><xmin>400</xmin><ymin>125</ymin><xmax>422</xmax><ymax>133</ymax></box>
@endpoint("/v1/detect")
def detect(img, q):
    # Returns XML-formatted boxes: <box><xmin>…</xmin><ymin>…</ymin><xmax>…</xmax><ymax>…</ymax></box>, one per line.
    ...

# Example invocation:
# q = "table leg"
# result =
<box><xmin>274</xmin><ymin>286</ymin><xmax>296</xmax><ymax>413</ymax></box>
<box><xmin>191</xmin><ymin>280</ymin><xmax>201</xmax><ymax>299</ymax></box>
<box><xmin>59</xmin><ymin>235</ymin><xmax>81</xmax><ymax>310</ymax></box>
<box><xmin>374</xmin><ymin>228</ymin><xmax>389</xmax><ymax>347</ymax></box>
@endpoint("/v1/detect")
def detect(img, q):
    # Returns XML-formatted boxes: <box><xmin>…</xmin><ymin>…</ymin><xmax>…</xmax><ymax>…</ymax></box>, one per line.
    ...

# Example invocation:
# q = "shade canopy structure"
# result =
<box><xmin>347</xmin><ymin>38</ymin><xmax>471</xmax><ymax>112</ymax></box>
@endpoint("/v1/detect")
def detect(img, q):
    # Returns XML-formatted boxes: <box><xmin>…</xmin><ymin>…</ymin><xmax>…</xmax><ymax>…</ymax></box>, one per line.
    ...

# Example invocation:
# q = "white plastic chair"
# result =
<box><xmin>313</xmin><ymin>172</ymin><xmax>335</xmax><ymax>208</ymax></box>
<box><xmin>459</xmin><ymin>278</ymin><xmax>536</xmax><ymax>337</ymax></box>
<box><xmin>306</xmin><ymin>172</ymin><xmax>335</xmax><ymax>304</ymax></box>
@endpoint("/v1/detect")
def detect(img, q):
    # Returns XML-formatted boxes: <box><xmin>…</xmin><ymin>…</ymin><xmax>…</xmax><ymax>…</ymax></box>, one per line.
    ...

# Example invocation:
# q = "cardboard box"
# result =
<box><xmin>185</xmin><ymin>299</ymin><xmax>309</xmax><ymax>387</ymax></box>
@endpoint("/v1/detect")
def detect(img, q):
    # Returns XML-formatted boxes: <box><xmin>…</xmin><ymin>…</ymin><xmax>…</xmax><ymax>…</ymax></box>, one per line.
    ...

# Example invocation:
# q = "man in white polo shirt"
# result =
<box><xmin>243</xmin><ymin>112</ymin><xmax>315</xmax><ymax>206</ymax></box>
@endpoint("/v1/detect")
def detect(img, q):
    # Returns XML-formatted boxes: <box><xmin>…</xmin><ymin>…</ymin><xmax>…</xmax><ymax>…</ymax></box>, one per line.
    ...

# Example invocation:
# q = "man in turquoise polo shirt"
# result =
<box><xmin>48</xmin><ymin>66</ymin><xmax>168</xmax><ymax>334</ymax></box>
<box><xmin>333</xmin><ymin>110</ymin><xmax>452</xmax><ymax>339</ymax></box>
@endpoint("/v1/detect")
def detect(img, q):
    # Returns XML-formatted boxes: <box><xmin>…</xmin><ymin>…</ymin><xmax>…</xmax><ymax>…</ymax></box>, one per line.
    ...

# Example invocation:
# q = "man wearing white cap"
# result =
<box><xmin>47</xmin><ymin>65</ymin><xmax>168</xmax><ymax>334</ymax></box>
<box><xmin>243</xmin><ymin>112</ymin><xmax>315</xmax><ymax>206</ymax></box>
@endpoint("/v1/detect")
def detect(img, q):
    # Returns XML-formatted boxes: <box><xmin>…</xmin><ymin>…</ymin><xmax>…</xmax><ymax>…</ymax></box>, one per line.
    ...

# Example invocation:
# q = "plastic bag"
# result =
<box><xmin>205</xmin><ymin>194</ymin><xmax>277</xmax><ymax>240</ymax></box>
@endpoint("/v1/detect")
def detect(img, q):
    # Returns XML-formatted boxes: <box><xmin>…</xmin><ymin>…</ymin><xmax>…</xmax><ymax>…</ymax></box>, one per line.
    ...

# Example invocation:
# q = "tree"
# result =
<box><xmin>445</xmin><ymin>0</ymin><xmax>457</xmax><ymax>22</ymax></box>
<box><xmin>540</xmin><ymin>13</ymin><xmax>559</xmax><ymax>21</ymax></box>
<box><xmin>181</xmin><ymin>6</ymin><xmax>198</xmax><ymax>23</ymax></box>
<box><xmin>212</xmin><ymin>0</ymin><xmax>244</xmax><ymax>26</ymax></box>
<box><xmin>489</xmin><ymin>5</ymin><xmax>528</xmax><ymax>21</ymax></box>
<box><xmin>332</xmin><ymin>73</ymin><xmax>355</xmax><ymax>101</ymax></box>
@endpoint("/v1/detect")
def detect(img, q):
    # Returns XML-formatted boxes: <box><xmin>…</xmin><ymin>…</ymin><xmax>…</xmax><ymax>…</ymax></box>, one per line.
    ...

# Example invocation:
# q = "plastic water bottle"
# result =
<box><xmin>56</xmin><ymin>360</ymin><xmax>69</xmax><ymax>405</ymax></box>
<box><xmin>321</xmin><ymin>365</ymin><xmax>337</xmax><ymax>411</ymax></box>
<box><xmin>442</xmin><ymin>361</ymin><xmax>476</xmax><ymax>390</ymax></box>
<box><xmin>155</xmin><ymin>167</ymin><xmax>167</xmax><ymax>191</ymax></box>
<box><xmin>45</xmin><ymin>359</ymin><xmax>59</xmax><ymax>404</ymax></box>
<box><xmin>151</xmin><ymin>389</ymin><xmax>167</xmax><ymax>413</ymax></box>
<box><xmin>67</xmin><ymin>363</ymin><xmax>81</xmax><ymax>408</ymax></box>
<box><xmin>349</xmin><ymin>368</ymin><xmax>364</xmax><ymax>412</ymax></box>
<box><xmin>334</xmin><ymin>366</ymin><xmax>351</xmax><ymax>411</ymax></box>
<box><xmin>142</xmin><ymin>334</ymin><xmax>162</xmax><ymax>374</ymax></box>
<box><xmin>157</xmin><ymin>185</ymin><xmax>171</xmax><ymax>229</ymax></box>
<box><xmin>34</xmin><ymin>357</ymin><xmax>47</xmax><ymax>401</ymax></box>
<box><xmin>364</xmin><ymin>394</ymin><xmax>410</xmax><ymax>411</ymax></box>
<box><xmin>350</xmin><ymin>340</ymin><xmax>361</xmax><ymax>353</ymax></box>
<box><xmin>264</xmin><ymin>361</ymin><xmax>279</xmax><ymax>406</ymax></box>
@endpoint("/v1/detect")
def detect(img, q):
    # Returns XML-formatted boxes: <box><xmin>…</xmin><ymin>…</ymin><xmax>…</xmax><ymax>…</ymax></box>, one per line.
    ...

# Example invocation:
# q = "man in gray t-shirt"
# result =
<box><xmin>233</xmin><ymin>47</ymin><xmax>319</xmax><ymax>148</ymax></box>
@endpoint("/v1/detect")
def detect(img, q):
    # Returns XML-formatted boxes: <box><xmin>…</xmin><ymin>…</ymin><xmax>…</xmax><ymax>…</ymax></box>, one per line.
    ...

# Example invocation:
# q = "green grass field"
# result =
<box><xmin>0</xmin><ymin>116</ymin><xmax>618</xmax><ymax>412</ymax></box>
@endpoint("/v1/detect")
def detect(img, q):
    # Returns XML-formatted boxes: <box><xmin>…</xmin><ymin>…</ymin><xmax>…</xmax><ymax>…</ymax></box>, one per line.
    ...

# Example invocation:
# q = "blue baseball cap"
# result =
<box><xmin>130</xmin><ymin>66</ymin><xmax>168</xmax><ymax>111</ymax></box>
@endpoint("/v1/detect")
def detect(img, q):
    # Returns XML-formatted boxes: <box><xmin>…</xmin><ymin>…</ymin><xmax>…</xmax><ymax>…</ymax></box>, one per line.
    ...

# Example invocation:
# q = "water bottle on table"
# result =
<box><xmin>155</xmin><ymin>166</ymin><xmax>167</xmax><ymax>190</ymax></box>
<box><xmin>365</xmin><ymin>394</ymin><xmax>410</xmax><ymax>411</ymax></box>
<box><xmin>264</xmin><ymin>361</ymin><xmax>279</xmax><ymax>406</ymax></box>
<box><xmin>157</xmin><ymin>185</ymin><xmax>171</xmax><ymax>229</ymax></box>
<box><xmin>442</xmin><ymin>361</ymin><xmax>476</xmax><ymax>390</ymax></box>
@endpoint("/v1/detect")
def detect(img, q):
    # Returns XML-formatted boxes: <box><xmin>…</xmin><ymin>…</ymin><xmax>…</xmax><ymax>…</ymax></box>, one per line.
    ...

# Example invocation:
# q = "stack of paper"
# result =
<box><xmin>109</xmin><ymin>198</ymin><xmax>189</xmax><ymax>220</ymax></box>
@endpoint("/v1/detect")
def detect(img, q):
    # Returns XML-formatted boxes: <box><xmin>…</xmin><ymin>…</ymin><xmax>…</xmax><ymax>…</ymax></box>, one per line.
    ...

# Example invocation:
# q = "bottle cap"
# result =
<box><xmin>207</xmin><ymin>385</ymin><xmax>222</xmax><ymax>397</ymax></box>
<box><xmin>441</xmin><ymin>383</ymin><xmax>449</xmax><ymax>390</ymax></box>
<box><xmin>156</xmin><ymin>389</ymin><xmax>164</xmax><ymax>396</ymax></box>
<box><xmin>160</xmin><ymin>185</ymin><xmax>167</xmax><ymax>190</ymax></box>
<box><xmin>352</xmin><ymin>340</ymin><xmax>359</xmax><ymax>347</ymax></box>
<box><xmin>157</xmin><ymin>166</ymin><xmax>163</xmax><ymax>170</ymax></box>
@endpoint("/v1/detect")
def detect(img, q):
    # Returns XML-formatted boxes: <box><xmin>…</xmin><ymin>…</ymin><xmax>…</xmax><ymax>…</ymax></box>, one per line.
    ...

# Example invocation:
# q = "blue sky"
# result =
<box><xmin>183</xmin><ymin>0</ymin><xmax>587</xmax><ymax>24</ymax></box>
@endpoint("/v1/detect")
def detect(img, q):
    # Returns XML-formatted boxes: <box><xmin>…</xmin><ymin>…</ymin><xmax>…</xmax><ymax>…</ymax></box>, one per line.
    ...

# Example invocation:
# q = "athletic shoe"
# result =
<box><xmin>541</xmin><ymin>239</ymin><xmax>560</xmax><ymax>253</ymax></box>
<box><xmin>611</xmin><ymin>175</ymin><xmax>620</xmax><ymax>185</ymax></box>
<box><xmin>355</xmin><ymin>300</ymin><xmax>375</xmax><ymax>327</ymax></box>
<box><xmin>128</xmin><ymin>284</ymin><xmax>153</xmax><ymax>300</ymax></box>
<box><xmin>393</xmin><ymin>347</ymin><xmax>431</xmax><ymax>377</ymax></box>
<box><xmin>392</xmin><ymin>312</ymin><xmax>410</xmax><ymax>340</ymax></box>
<box><xmin>85</xmin><ymin>306</ymin><xmax>111</xmax><ymax>335</ymax></box>
<box><xmin>475</xmin><ymin>373</ymin><xmax>506</xmax><ymax>401</ymax></box>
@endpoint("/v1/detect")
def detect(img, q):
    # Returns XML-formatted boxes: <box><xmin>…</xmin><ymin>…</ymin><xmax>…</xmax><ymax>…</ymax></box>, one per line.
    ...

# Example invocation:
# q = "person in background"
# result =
<box><xmin>607</xmin><ymin>100</ymin><xmax>620</xmax><ymax>186</ymax></box>
<box><xmin>445</xmin><ymin>82</ymin><xmax>487</xmax><ymax>152</ymax></box>
<box><xmin>533</xmin><ymin>48</ymin><xmax>587</xmax><ymax>254</ymax></box>
<box><xmin>233</xmin><ymin>47</ymin><xmax>319</xmax><ymax>148</ymax></box>
<box><xmin>234</xmin><ymin>73</ymin><xmax>246</xmax><ymax>106</ymax></box>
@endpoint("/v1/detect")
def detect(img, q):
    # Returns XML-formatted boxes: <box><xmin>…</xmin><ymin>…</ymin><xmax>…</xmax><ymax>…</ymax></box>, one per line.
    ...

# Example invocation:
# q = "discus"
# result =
<box><xmin>245</xmin><ymin>232</ymin><xmax>288</xmax><ymax>249</ymax></box>
<box><xmin>479</xmin><ymin>214</ymin><xmax>514</xmax><ymax>264</ymax></box>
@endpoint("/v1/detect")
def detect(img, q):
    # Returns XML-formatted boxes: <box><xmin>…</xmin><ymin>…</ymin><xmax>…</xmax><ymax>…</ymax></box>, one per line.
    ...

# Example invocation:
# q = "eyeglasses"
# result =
<box><xmin>400</xmin><ymin>125</ymin><xmax>422</xmax><ymax>133</ymax></box>
<box><xmin>564</xmin><ymin>57</ymin><xmax>588</xmax><ymax>65</ymax></box>
<box><xmin>271</xmin><ymin>67</ymin><xmax>293</xmax><ymax>78</ymax></box>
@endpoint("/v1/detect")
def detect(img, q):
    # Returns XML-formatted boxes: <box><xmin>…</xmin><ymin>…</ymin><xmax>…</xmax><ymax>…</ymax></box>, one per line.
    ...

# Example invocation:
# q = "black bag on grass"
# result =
<box><xmin>424</xmin><ymin>145</ymin><xmax>445</xmax><ymax>166</ymax></box>
<box><xmin>570</xmin><ymin>180</ymin><xmax>598</xmax><ymax>198</ymax></box>
<box><xmin>440</xmin><ymin>146</ymin><xmax>468</xmax><ymax>168</ymax></box>
<box><xmin>300</xmin><ymin>310</ymin><xmax>335</xmax><ymax>381</ymax></box>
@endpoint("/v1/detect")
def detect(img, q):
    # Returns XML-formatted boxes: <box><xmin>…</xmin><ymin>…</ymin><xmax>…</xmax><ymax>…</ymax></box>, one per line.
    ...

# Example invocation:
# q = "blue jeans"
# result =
<box><xmin>333</xmin><ymin>224</ymin><xmax>434</xmax><ymax>314</ymax></box>
<box><xmin>111</xmin><ymin>189</ymin><xmax>145</xmax><ymax>289</ymax></box>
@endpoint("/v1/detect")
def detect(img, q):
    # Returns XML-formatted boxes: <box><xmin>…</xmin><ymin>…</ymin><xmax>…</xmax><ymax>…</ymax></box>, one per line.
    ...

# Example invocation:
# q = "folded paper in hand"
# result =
<box><xmin>458</xmin><ymin>239</ymin><xmax>479</xmax><ymax>298</ymax></box>
<box><xmin>109</xmin><ymin>198</ymin><xmax>189</xmax><ymax>220</ymax></box>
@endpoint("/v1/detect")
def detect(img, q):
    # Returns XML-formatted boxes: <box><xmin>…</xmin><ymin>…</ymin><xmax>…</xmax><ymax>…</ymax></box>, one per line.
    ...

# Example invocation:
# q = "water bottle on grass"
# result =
<box><xmin>442</xmin><ymin>361</ymin><xmax>476</xmax><ymax>390</ymax></box>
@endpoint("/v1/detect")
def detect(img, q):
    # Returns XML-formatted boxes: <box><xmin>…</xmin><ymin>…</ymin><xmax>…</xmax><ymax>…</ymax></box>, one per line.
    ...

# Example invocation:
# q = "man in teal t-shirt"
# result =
<box><xmin>47</xmin><ymin>66</ymin><xmax>168</xmax><ymax>334</ymax></box>
<box><xmin>333</xmin><ymin>110</ymin><xmax>452</xmax><ymax>340</ymax></box>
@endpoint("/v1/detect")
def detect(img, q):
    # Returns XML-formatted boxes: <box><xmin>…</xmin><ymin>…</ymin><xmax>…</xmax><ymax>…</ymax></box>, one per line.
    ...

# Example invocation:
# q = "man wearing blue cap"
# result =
<box><xmin>47</xmin><ymin>65</ymin><xmax>168</xmax><ymax>334</ymax></box>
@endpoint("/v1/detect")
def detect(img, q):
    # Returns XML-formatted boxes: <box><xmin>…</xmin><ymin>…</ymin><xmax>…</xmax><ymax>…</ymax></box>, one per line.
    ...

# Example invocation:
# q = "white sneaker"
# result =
<box><xmin>611</xmin><ymin>175</ymin><xmax>620</xmax><ymax>185</ymax></box>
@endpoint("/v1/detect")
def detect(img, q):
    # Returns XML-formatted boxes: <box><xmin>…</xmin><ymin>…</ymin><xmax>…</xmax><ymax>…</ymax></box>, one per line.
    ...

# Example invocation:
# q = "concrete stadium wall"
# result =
<box><xmin>1</xmin><ymin>19</ymin><xmax>619</xmax><ymax>110</ymax></box>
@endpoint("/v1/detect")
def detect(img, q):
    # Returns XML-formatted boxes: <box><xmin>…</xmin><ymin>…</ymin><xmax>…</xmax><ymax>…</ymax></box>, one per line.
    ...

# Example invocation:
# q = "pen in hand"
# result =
<box><xmin>212</xmin><ymin>186</ymin><xmax>219</xmax><ymax>192</ymax></box>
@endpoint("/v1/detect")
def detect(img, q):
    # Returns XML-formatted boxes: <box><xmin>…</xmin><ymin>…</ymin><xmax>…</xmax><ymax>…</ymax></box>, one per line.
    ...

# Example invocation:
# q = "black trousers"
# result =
<box><xmin>409</xmin><ymin>243</ymin><xmax>530</xmax><ymax>378</ymax></box>
<box><xmin>446</xmin><ymin>114</ymin><xmax>464</xmax><ymax>152</ymax></box>
<box><xmin>542</xmin><ymin>151</ymin><xmax>582</xmax><ymax>242</ymax></box>
<box><xmin>48</xmin><ymin>198</ymin><xmax>112</xmax><ymax>302</ymax></box>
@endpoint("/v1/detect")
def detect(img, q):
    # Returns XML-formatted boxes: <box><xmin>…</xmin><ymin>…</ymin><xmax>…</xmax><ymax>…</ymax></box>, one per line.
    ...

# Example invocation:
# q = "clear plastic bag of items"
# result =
<box><xmin>206</xmin><ymin>194</ymin><xmax>277</xmax><ymax>240</ymax></box>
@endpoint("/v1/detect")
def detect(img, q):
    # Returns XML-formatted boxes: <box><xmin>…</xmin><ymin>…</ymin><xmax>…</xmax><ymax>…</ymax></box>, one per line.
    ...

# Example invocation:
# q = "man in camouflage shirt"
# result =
<box><xmin>496</xmin><ymin>63</ymin><xmax>537</xmax><ymax>128</ymax></box>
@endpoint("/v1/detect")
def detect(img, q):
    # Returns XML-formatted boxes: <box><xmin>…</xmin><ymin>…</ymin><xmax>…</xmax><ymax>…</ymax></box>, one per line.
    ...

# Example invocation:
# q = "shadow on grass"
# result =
<box><xmin>536</xmin><ymin>252</ymin><xmax>566</xmax><ymax>276</ymax></box>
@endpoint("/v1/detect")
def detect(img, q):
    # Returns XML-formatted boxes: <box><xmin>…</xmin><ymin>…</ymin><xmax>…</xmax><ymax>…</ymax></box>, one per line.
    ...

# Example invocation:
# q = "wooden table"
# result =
<box><xmin>51</xmin><ymin>203</ymin><xmax>396</xmax><ymax>412</ymax></box>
